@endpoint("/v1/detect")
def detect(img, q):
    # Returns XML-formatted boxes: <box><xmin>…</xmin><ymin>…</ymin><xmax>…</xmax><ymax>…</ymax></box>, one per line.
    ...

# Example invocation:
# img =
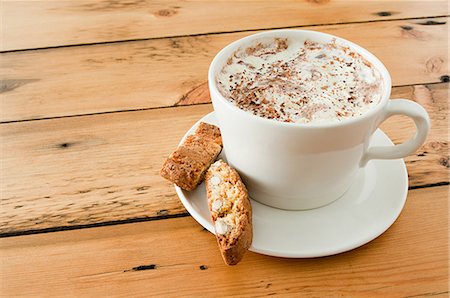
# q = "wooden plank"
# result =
<box><xmin>1</xmin><ymin>17</ymin><xmax>448</xmax><ymax>122</ymax></box>
<box><xmin>0</xmin><ymin>83</ymin><xmax>448</xmax><ymax>234</ymax></box>
<box><xmin>2</xmin><ymin>0</ymin><xmax>448</xmax><ymax>51</ymax></box>
<box><xmin>1</xmin><ymin>186</ymin><xmax>448</xmax><ymax>297</ymax></box>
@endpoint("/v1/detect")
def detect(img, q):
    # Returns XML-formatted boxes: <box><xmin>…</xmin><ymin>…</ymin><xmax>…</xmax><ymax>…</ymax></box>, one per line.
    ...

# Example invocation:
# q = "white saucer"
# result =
<box><xmin>176</xmin><ymin>112</ymin><xmax>409</xmax><ymax>258</ymax></box>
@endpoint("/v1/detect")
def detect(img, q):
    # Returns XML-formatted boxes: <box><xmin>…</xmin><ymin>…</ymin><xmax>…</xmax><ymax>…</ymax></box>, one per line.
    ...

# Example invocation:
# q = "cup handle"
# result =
<box><xmin>360</xmin><ymin>99</ymin><xmax>430</xmax><ymax>167</ymax></box>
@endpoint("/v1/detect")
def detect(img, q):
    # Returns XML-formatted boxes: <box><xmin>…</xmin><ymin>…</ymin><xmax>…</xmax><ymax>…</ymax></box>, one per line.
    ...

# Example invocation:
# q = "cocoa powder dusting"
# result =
<box><xmin>216</xmin><ymin>37</ymin><xmax>383</xmax><ymax>124</ymax></box>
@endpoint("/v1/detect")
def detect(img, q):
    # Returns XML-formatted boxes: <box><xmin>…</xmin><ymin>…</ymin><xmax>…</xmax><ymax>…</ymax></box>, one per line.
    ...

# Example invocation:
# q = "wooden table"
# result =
<box><xmin>1</xmin><ymin>1</ymin><xmax>449</xmax><ymax>296</ymax></box>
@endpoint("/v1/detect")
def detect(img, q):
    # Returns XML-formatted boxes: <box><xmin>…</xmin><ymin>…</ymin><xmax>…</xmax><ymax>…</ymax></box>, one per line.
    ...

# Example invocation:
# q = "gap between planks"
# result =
<box><xmin>0</xmin><ymin>182</ymin><xmax>448</xmax><ymax>238</ymax></box>
<box><xmin>1</xmin><ymin>14</ymin><xmax>448</xmax><ymax>54</ymax></box>
<box><xmin>2</xmin><ymin>0</ymin><xmax>448</xmax><ymax>51</ymax></box>
<box><xmin>0</xmin><ymin>81</ymin><xmax>446</xmax><ymax>125</ymax></box>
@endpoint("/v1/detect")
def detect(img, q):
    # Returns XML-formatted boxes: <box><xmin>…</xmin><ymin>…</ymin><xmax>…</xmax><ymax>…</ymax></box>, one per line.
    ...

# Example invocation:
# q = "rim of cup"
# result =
<box><xmin>208</xmin><ymin>29</ymin><xmax>392</xmax><ymax>129</ymax></box>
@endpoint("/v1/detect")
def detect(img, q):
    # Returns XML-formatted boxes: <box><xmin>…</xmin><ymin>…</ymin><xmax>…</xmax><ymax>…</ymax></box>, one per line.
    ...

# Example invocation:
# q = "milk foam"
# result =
<box><xmin>216</xmin><ymin>38</ymin><xmax>383</xmax><ymax>124</ymax></box>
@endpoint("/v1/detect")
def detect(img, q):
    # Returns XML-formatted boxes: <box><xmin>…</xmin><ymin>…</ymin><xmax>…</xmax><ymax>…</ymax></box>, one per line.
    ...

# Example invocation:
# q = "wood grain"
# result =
<box><xmin>1</xmin><ymin>186</ymin><xmax>448</xmax><ymax>297</ymax></box>
<box><xmin>1</xmin><ymin>83</ymin><xmax>448</xmax><ymax>235</ymax></box>
<box><xmin>2</xmin><ymin>0</ymin><xmax>448</xmax><ymax>51</ymax></box>
<box><xmin>1</xmin><ymin>17</ymin><xmax>448</xmax><ymax>122</ymax></box>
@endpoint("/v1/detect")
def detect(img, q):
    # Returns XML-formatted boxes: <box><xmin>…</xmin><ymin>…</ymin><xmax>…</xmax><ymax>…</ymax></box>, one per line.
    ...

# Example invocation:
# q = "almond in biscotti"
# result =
<box><xmin>205</xmin><ymin>160</ymin><xmax>253</xmax><ymax>265</ymax></box>
<box><xmin>160</xmin><ymin>122</ymin><xmax>222</xmax><ymax>191</ymax></box>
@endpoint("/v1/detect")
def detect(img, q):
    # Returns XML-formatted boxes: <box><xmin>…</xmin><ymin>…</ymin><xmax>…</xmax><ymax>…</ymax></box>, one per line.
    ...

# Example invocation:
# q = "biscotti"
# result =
<box><xmin>160</xmin><ymin>122</ymin><xmax>222</xmax><ymax>191</ymax></box>
<box><xmin>194</xmin><ymin>121</ymin><xmax>222</xmax><ymax>147</ymax></box>
<box><xmin>205</xmin><ymin>160</ymin><xmax>253</xmax><ymax>265</ymax></box>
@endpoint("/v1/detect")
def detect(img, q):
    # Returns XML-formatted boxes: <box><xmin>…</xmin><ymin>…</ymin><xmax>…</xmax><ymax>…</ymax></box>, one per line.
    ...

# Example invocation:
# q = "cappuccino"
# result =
<box><xmin>217</xmin><ymin>37</ymin><xmax>383</xmax><ymax>124</ymax></box>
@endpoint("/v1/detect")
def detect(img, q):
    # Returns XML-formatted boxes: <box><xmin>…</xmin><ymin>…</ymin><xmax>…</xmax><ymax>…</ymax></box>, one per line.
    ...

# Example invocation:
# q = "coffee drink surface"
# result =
<box><xmin>216</xmin><ymin>38</ymin><xmax>383</xmax><ymax>124</ymax></box>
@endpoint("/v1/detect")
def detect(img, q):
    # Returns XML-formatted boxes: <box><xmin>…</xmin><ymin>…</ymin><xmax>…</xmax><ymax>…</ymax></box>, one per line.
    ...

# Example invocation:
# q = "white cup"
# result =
<box><xmin>208</xmin><ymin>30</ymin><xmax>430</xmax><ymax>210</ymax></box>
